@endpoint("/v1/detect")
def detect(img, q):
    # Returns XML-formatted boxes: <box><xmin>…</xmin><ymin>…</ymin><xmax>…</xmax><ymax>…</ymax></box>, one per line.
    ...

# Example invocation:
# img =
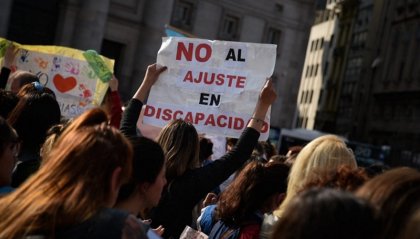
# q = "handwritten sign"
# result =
<box><xmin>143</xmin><ymin>37</ymin><xmax>276</xmax><ymax>139</ymax></box>
<box><xmin>0</xmin><ymin>38</ymin><xmax>114</xmax><ymax>118</ymax></box>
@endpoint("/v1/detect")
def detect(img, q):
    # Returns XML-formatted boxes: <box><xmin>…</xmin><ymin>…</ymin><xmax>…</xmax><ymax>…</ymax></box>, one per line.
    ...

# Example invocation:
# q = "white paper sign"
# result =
<box><xmin>143</xmin><ymin>37</ymin><xmax>276</xmax><ymax>139</ymax></box>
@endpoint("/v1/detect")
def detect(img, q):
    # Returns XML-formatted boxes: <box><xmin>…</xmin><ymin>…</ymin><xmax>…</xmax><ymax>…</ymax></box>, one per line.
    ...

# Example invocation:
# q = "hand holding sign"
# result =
<box><xmin>134</xmin><ymin>63</ymin><xmax>167</xmax><ymax>103</ymax></box>
<box><xmin>248</xmin><ymin>78</ymin><xmax>277</xmax><ymax>132</ymax></box>
<box><xmin>259</xmin><ymin>79</ymin><xmax>277</xmax><ymax>107</ymax></box>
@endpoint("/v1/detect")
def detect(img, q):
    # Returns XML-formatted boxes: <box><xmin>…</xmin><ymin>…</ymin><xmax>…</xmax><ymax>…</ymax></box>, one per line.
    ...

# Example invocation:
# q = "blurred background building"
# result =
<box><xmin>1</xmin><ymin>0</ymin><xmax>419</xmax><ymax>167</ymax></box>
<box><xmin>295</xmin><ymin>0</ymin><xmax>420</xmax><ymax>167</ymax></box>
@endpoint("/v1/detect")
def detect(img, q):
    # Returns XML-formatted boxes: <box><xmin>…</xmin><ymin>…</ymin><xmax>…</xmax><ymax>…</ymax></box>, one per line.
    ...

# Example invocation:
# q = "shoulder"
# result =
<box><xmin>259</xmin><ymin>213</ymin><xmax>280</xmax><ymax>239</ymax></box>
<box><xmin>239</xmin><ymin>223</ymin><xmax>261</xmax><ymax>239</ymax></box>
<box><xmin>122</xmin><ymin>215</ymin><xmax>149</xmax><ymax>239</ymax></box>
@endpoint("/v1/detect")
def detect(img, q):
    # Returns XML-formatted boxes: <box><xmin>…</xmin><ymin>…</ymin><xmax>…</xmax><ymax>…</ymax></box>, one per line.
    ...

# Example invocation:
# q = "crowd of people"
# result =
<box><xmin>0</xmin><ymin>43</ymin><xmax>420</xmax><ymax>239</ymax></box>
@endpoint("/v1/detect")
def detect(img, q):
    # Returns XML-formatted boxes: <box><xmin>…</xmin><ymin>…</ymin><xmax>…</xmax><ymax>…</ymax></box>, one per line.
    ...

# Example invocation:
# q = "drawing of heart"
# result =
<box><xmin>53</xmin><ymin>74</ymin><xmax>77</xmax><ymax>93</ymax></box>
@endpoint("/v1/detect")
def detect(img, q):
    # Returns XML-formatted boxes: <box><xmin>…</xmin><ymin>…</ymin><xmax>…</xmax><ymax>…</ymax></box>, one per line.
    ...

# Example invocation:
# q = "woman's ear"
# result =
<box><xmin>108</xmin><ymin>166</ymin><xmax>123</xmax><ymax>206</ymax></box>
<box><xmin>138</xmin><ymin>182</ymin><xmax>150</xmax><ymax>194</ymax></box>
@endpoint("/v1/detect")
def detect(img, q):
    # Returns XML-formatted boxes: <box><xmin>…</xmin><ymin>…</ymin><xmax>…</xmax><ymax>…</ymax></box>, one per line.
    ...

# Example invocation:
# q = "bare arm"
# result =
<box><xmin>247</xmin><ymin>79</ymin><xmax>277</xmax><ymax>131</ymax></box>
<box><xmin>120</xmin><ymin>63</ymin><xmax>167</xmax><ymax>136</ymax></box>
<box><xmin>133</xmin><ymin>63</ymin><xmax>167</xmax><ymax>102</ymax></box>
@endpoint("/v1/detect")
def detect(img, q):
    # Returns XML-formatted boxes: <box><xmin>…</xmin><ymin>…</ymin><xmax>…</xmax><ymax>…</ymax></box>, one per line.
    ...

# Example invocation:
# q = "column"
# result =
<box><xmin>72</xmin><ymin>0</ymin><xmax>111</xmax><ymax>51</ymax></box>
<box><xmin>0</xmin><ymin>0</ymin><xmax>13</xmax><ymax>36</ymax></box>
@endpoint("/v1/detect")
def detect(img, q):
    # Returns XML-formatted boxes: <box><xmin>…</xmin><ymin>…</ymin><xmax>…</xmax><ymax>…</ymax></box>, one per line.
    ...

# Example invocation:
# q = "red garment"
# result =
<box><xmin>109</xmin><ymin>91</ymin><xmax>123</xmax><ymax>128</ymax></box>
<box><xmin>239</xmin><ymin>224</ymin><xmax>261</xmax><ymax>239</ymax></box>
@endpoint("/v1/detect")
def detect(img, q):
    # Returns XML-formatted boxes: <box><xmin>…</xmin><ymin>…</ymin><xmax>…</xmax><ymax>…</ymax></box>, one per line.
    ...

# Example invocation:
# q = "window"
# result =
<box><xmin>101</xmin><ymin>39</ymin><xmax>125</xmax><ymax>80</ymax></box>
<box><xmin>324</xmin><ymin>61</ymin><xmax>329</xmax><ymax>76</ymax></box>
<box><xmin>219</xmin><ymin>14</ymin><xmax>240</xmax><ymax>40</ymax></box>
<box><xmin>171</xmin><ymin>0</ymin><xmax>195</xmax><ymax>30</ymax></box>
<box><xmin>314</xmin><ymin>64</ymin><xmax>319</xmax><ymax>76</ymax></box>
<box><xmin>330</xmin><ymin>34</ymin><xmax>334</xmax><ymax>47</ymax></box>
<box><xmin>309</xmin><ymin>90</ymin><xmax>314</xmax><ymax>103</ymax></box>
<box><xmin>267</xmin><ymin>28</ymin><xmax>281</xmax><ymax>45</ymax></box>
<box><xmin>267</xmin><ymin>28</ymin><xmax>282</xmax><ymax>58</ymax></box>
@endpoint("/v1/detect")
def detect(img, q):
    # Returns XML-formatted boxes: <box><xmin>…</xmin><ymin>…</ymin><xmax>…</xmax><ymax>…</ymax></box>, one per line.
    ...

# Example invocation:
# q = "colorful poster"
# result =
<box><xmin>143</xmin><ymin>37</ymin><xmax>276</xmax><ymax>140</ymax></box>
<box><xmin>0</xmin><ymin>38</ymin><xmax>114</xmax><ymax>118</ymax></box>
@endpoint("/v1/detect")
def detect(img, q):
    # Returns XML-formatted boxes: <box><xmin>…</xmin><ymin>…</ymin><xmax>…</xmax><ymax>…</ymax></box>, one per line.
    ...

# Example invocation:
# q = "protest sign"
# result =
<box><xmin>143</xmin><ymin>37</ymin><xmax>276</xmax><ymax>140</ymax></box>
<box><xmin>0</xmin><ymin>38</ymin><xmax>114</xmax><ymax>118</ymax></box>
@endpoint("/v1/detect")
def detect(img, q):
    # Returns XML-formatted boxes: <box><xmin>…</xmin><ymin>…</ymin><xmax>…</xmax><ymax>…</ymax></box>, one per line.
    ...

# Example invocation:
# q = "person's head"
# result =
<box><xmin>398</xmin><ymin>208</ymin><xmax>420</xmax><ymax>239</ymax></box>
<box><xmin>284</xmin><ymin>145</ymin><xmax>303</xmax><ymax>166</ymax></box>
<box><xmin>303</xmin><ymin>165</ymin><xmax>369</xmax><ymax>192</ymax></box>
<box><xmin>117</xmin><ymin>137</ymin><xmax>166</xmax><ymax>216</ymax></box>
<box><xmin>199</xmin><ymin>136</ymin><xmax>213</xmax><ymax>163</ymax></box>
<box><xmin>356</xmin><ymin>167</ymin><xmax>420</xmax><ymax>239</ymax></box>
<box><xmin>275</xmin><ymin>135</ymin><xmax>356</xmax><ymax>217</ymax></box>
<box><xmin>269</xmin><ymin>154</ymin><xmax>288</xmax><ymax>164</ymax></box>
<box><xmin>272</xmin><ymin>188</ymin><xmax>379</xmax><ymax>239</ymax></box>
<box><xmin>7</xmin><ymin>82</ymin><xmax>61</xmax><ymax>154</ymax></box>
<box><xmin>157</xmin><ymin>119</ymin><xmax>199</xmax><ymax>182</ymax></box>
<box><xmin>226</xmin><ymin>137</ymin><xmax>238</xmax><ymax>152</ymax></box>
<box><xmin>39</xmin><ymin>123</ymin><xmax>67</xmax><ymax>161</ymax></box>
<box><xmin>261</xmin><ymin>141</ymin><xmax>277</xmax><ymax>160</ymax></box>
<box><xmin>251</xmin><ymin>141</ymin><xmax>268</xmax><ymax>162</ymax></box>
<box><xmin>216</xmin><ymin>161</ymin><xmax>290</xmax><ymax>225</ymax></box>
<box><xmin>0</xmin><ymin>89</ymin><xmax>18</xmax><ymax>118</ymax></box>
<box><xmin>0</xmin><ymin>117</ymin><xmax>19</xmax><ymax>187</ymax></box>
<box><xmin>41</xmin><ymin>108</ymin><xmax>108</xmax><ymax>163</ymax></box>
<box><xmin>8</xmin><ymin>70</ymin><xmax>39</xmax><ymax>93</ymax></box>
<box><xmin>0</xmin><ymin>123</ymin><xmax>133</xmax><ymax>238</ymax></box>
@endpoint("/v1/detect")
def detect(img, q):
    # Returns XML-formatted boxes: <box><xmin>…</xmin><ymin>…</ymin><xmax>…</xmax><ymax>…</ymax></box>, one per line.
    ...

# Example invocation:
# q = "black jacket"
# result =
<box><xmin>120</xmin><ymin>98</ymin><xmax>259</xmax><ymax>239</ymax></box>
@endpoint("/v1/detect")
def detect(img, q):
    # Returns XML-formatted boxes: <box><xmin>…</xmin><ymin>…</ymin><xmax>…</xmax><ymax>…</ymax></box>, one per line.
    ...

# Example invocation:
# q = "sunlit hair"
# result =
<box><xmin>216</xmin><ymin>161</ymin><xmax>289</xmax><ymax>225</ymax></box>
<box><xmin>356</xmin><ymin>167</ymin><xmax>420</xmax><ymax>239</ymax></box>
<box><xmin>398</xmin><ymin>208</ymin><xmax>420</xmax><ymax>239</ymax></box>
<box><xmin>61</xmin><ymin>108</ymin><xmax>109</xmax><ymax>136</ymax></box>
<box><xmin>303</xmin><ymin>165</ymin><xmax>369</xmax><ymax>192</ymax></box>
<box><xmin>7</xmin><ymin>83</ymin><xmax>60</xmax><ymax>153</ymax></box>
<box><xmin>9</xmin><ymin>70</ymin><xmax>39</xmax><ymax>93</ymax></box>
<box><xmin>273</xmin><ymin>188</ymin><xmax>379</xmax><ymax>239</ymax></box>
<box><xmin>40</xmin><ymin>108</ymin><xmax>108</xmax><ymax>163</ymax></box>
<box><xmin>274</xmin><ymin>134</ymin><xmax>356</xmax><ymax>217</ymax></box>
<box><xmin>157</xmin><ymin>119</ymin><xmax>199</xmax><ymax>182</ymax></box>
<box><xmin>0</xmin><ymin>124</ymin><xmax>133</xmax><ymax>238</ymax></box>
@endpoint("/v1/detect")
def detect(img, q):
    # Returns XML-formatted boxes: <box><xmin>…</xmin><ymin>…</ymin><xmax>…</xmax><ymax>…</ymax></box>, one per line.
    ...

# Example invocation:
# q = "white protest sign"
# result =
<box><xmin>143</xmin><ymin>37</ymin><xmax>276</xmax><ymax>139</ymax></box>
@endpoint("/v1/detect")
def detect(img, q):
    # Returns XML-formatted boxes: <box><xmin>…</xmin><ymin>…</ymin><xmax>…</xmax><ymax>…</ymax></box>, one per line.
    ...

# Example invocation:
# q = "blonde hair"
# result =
<box><xmin>0</xmin><ymin>124</ymin><xmax>132</xmax><ymax>238</ymax></box>
<box><xmin>274</xmin><ymin>135</ymin><xmax>356</xmax><ymax>217</ymax></box>
<box><xmin>157</xmin><ymin>119</ymin><xmax>199</xmax><ymax>182</ymax></box>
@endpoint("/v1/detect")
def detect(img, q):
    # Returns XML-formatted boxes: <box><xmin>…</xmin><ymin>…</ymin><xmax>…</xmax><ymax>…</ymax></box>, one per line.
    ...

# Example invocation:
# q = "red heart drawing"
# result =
<box><xmin>53</xmin><ymin>74</ymin><xmax>77</xmax><ymax>93</ymax></box>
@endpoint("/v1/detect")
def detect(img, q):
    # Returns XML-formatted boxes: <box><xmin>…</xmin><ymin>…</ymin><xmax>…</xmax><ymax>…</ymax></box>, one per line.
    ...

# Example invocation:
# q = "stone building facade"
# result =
<box><xmin>0</xmin><ymin>0</ymin><xmax>316</xmax><ymax>130</ymax></box>
<box><xmin>295</xmin><ymin>0</ymin><xmax>420</xmax><ymax>166</ymax></box>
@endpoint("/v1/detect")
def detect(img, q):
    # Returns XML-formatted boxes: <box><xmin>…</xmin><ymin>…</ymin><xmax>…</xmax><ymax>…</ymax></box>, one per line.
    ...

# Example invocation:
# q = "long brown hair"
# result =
<box><xmin>7</xmin><ymin>83</ymin><xmax>60</xmax><ymax>153</ymax></box>
<box><xmin>0</xmin><ymin>124</ymin><xmax>133</xmax><ymax>238</ymax></box>
<box><xmin>40</xmin><ymin>108</ymin><xmax>109</xmax><ymax>162</ymax></box>
<box><xmin>157</xmin><ymin>119</ymin><xmax>199</xmax><ymax>182</ymax></box>
<box><xmin>216</xmin><ymin>161</ymin><xmax>289</xmax><ymax>225</ymax></box>
<box><xmin>356</xmin><ymin>167</ymin><xmax>420</xmax><ymax>239</ymax></box>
